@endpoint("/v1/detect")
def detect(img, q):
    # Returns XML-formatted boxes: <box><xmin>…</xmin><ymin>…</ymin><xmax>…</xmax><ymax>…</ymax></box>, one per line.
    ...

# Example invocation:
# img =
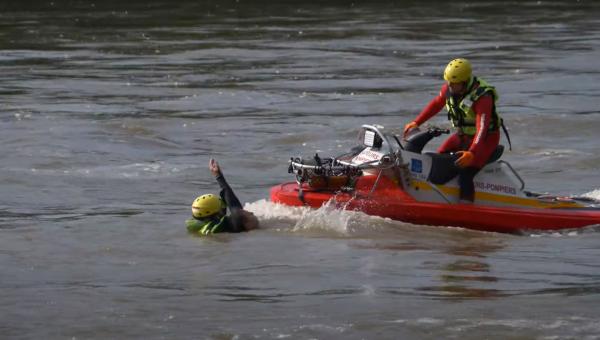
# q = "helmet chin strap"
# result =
<box><xmin>452</xmin><ymin>76</ymin><xmax>475</xmax><ymax>97</ymax></box>
<box><xmin>448</xmin><ymin>76</ymin><xmax>474</xmax><ymax>97</ymax></box>
<box><xmin>466</xmin><ymin>76</ymin><xmax>475</xmax><ymax>92</ymax></box>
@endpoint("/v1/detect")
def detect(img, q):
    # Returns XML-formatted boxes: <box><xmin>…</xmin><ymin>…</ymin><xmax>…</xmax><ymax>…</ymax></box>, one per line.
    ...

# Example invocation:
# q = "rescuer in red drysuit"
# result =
<box><xmin>403</xmin><ymin>58</ymin><xmax>507</xmax><ymax>203</ymax></box>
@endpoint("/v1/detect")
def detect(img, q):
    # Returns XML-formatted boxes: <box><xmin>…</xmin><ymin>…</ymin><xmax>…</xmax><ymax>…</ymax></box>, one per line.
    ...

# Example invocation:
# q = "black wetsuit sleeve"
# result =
<box><xmin>215</xmin><ymin>172</ymin><xmax>245</xmax><ymax>232</ymax></box>
<box><xmin>215</xmin><ymin>173</ymin><xmax>243</xmax><ymax>209</ymax></box>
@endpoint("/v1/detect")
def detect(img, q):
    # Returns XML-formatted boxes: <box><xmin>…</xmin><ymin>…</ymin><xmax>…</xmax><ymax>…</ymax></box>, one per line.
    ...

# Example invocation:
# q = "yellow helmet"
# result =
<box><xmin>443</xmin><ymin>58</ymin><xmax>472</xmax><ymax>83</ymax></box>
<box><xmin>191</xmin><ymin>194</ymin><xmax>224</xmax><ymax>218</ymax></box>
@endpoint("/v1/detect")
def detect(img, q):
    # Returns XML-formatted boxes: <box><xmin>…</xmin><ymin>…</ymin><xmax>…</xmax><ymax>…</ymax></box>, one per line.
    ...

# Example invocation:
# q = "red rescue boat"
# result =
<box><xmin>270</xmin><ymin>125</ymin><xmax>600</xmax><ymax>233</ymax></box>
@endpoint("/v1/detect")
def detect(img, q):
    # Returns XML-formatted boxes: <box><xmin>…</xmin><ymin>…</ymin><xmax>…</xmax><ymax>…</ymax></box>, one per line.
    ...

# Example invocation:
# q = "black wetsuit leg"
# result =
<box><xmin>215</xmin><ymin>173</ymin><xmax>245</xmax><ymax>232</ymax></box>
<box><xmin>458</xmin><ymin>167</ymin><xmax>480</xmax><ymax>202</ymax></box>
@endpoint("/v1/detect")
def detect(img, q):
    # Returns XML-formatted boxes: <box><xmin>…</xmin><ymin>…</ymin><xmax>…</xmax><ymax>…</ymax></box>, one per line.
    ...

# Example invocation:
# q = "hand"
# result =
<box><xmin>209</xmin><ymin>158</ymin><xmax>221</xmax><ymax>177</ymax></box>
<box><xmin>455</xmin><ymin>151</ymin><xmax>475</xmax><ymax>168</ymax></box>
<box><xmin>403</xmin><ymin>121</ymin><xmax>418</xmax><ymax>139</ymax></box>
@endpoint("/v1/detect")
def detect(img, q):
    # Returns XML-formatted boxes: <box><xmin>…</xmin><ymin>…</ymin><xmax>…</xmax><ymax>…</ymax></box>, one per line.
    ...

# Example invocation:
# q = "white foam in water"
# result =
<box><xmin>244</xmin><ymin>199</ymin><xmax>387</xmax><ymax>235</ymax></box>
<box><xmin>244</xmin><ymin>199</ymin><xmax>309</xmax><ymax>221</ymax></box>
<box><xmin>582</xmin><ymin>188</ymin><xmax>600</xmax><ymax>200</ymax></box>
<box><xmin>292</xmin><ymin>198</ymin><xmax>356</xmax><ymax>234</ymax></box>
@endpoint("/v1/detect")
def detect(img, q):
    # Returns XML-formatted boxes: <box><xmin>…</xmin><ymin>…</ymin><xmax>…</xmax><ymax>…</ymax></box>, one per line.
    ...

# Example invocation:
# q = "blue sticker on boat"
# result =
<box><xmin>411</xmin><ymin>159</ymin><xmax>422</xmax><ymax>173</ymax></box>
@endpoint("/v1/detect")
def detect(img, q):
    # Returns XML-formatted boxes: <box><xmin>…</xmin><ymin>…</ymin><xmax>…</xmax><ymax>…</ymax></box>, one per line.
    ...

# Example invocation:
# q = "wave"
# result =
<box><xmin>583</xmin><ymin>189</ymin><xmax>600</xmax><ymax>200</ymax></box>
<box><xmin>529</xmin><ymin>148</ymin><xmax>590</xmax><ymax>157</ymax></box>
<box><xmin>17</xmin><ymin>161</ymin><xmax>194</xmax><ymax>179</ymax></box>
<box><xmin>244</xmin><ymin>199</ymin><xmax>393</xmax><ymax>236</ymax></box>
<box><xmin>243</xmin><ymin>199</ymin><xmax>490</xmax><ymax>240</ymax></box>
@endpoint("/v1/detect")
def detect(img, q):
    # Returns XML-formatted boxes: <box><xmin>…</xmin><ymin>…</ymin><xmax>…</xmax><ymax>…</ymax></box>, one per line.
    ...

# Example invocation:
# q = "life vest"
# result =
<box><xmin>186</xmin><ymin>215</ymin><xmax>227</xmax><ymax>235</ymax></box>
<box><xmin>445</xmin><ymin>77</ymin><xmax>501</xmax><ymax>136</ymax></box>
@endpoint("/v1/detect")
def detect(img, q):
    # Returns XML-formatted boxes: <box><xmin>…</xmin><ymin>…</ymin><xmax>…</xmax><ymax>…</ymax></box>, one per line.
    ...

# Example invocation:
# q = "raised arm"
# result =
<box><xmin>209</xmin><ymin>158</ymin><xmax>243</xmax><ymax>210</ymax></box>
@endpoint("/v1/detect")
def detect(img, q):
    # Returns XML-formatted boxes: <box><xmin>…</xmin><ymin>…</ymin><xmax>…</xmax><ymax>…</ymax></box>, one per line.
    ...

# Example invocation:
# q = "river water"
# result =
<box><xmin>1</xmin><ymin>1</ymin><xmax>600</xmax><ymax>339</ymax></box>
